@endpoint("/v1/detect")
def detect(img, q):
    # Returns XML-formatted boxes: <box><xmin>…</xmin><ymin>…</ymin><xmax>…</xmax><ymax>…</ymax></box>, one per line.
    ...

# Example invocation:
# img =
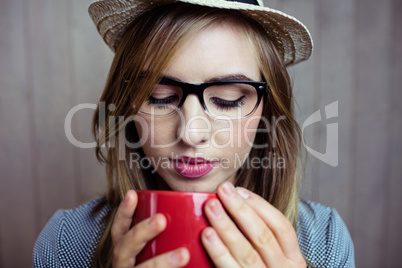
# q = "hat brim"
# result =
<box><xmin>89</xmin><ymin>0</ymin><xmax>313</xmax><ymax>66</ymax></box>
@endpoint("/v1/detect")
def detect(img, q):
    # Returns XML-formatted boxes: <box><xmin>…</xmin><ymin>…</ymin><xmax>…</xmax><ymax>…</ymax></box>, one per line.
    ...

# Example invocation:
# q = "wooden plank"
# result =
<box><xmin>263</xmin><ymin>0</ymin><xmax>280</xmax><ymax>9</ymax></box>
<box><xmin>69</xmin><ymin>0</ymin><xmax>112</xmax><ymax>204</ymax></box>
<box><xmin>279</xmin><ymin>0</ymin><xmax>320</xmax><ymax>202</ymax></box>
<box><xmin>0</xmin><ymin>237</ymin><xmax>3</xmax><ymax>267</ymax></box>
<box><xmin>26</xmin><ymin>0</ymin><xmax>77</xmax><ymax>228</ymax></box>
<box><xmin>315</xmin><ymin>0</ymin><xmax>355</xmax><ymax>230</ymax></box>
<box><xmin>0</xmin><ymin>0</ymin><xmax>38</xmax><ymax>267</ymax></box>
<box><xmin>385</xmin><ymin>0</ymin><xmax>402</xmax><ymax>266</ymax></box>
<box><xmin>352</xmin><ymin>0</ymin><xmax>393</xmax><ymax>266</ymax></box>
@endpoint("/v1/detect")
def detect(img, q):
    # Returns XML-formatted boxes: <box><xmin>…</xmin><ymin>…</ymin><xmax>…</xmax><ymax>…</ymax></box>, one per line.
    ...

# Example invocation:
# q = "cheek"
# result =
<box><xmin>243</xmin><ymin>100</ymin><xmax>265</xmax><ymax>145</ymax></box>
<box><xmin>134</xmin><ymin>116</ymin><xmax>152</xmax><ymax>149</ymax></box>
<box><xmin>134</xmin><ymin>116</ymin><xmax>145</xmax><ymax>142</ymax></box>
<box><xmin>134</xmin><ymin>116</ymin><xmax>178</xmax><ymax>148</ymax></box>
<box><xmin>209</xmin><ymin>118</ymin><xmax>261</xmax><ymax>157</ymax></box>
<box><xmin>210</xmin><ymin>120</ymin><xmax>234</xmax><ymax>147</ymax></box>
<box><xmin>233</xmin><ymin>105</ymin><xmax>264</xmax><ymax>153</ymax></box>
<box><xmin>243</xmin><ymin>116</ymin><xmax>261</xmax><ymax>146</ymax></box>
<box><xmin>209</xmin><ymin>113</ymin><xmax>262</xmax><ymax>153</ymax></box>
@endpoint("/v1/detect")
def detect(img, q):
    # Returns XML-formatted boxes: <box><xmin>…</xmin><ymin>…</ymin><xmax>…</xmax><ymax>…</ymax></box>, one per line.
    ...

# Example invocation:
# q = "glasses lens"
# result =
<box><xmin>139</xmin><ymin>84</ymin><xmax>182</xmax><ymax>116</ymax></box>
<box><xmin>204</xmin><ymin>83</ymin><xmax>258</xmax><ymax>118</ymax></box>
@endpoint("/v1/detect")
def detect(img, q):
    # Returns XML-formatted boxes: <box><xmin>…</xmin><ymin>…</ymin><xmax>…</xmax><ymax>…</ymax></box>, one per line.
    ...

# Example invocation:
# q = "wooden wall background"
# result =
<box><xmin>0</xmin><ymin>0</ymin><xmax>401</xmax><ymax>267</ymax></box>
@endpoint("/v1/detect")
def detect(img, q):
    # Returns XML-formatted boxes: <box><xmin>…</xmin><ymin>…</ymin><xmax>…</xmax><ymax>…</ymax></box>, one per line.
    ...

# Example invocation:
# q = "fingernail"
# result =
<box><xmin>147</xmin><ymin>215</ymin><xmax>158</xmax><ymax>228</ymax></box>
<box><xmin>204</xmin><ymin>228</ymin><xmax>215</xmax><ymax>243</ymax></box>
<box><xmin>222</xmin><ymin>182</ymin><xmax>235</xmax><ymax>197</ymax></box>
<box><xmin>209</xmin><ymin>200</ymin><xmax>222</xmax><ymax>217</ymax></box>
<box><xmin>169</xmin><ymin>248</ymin><xmax>189</xmax><ymax>264</ymax></box>
<box><xmin>236</xmin><ymin>187</ymin><xmax>250</xmax><ymax>199</ymax></box>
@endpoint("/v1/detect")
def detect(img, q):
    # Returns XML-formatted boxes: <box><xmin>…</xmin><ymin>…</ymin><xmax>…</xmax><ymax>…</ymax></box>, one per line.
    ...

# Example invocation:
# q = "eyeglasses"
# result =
<box><xmin>138</xmin><ymin>76</ymin><xmax>267</xmax><ymax>119</ymax></box>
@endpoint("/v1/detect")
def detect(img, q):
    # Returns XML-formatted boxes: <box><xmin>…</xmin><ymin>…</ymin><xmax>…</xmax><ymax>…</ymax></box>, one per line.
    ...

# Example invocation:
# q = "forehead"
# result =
<box><xmin>163</xmin><ymin>22</ymin><xmax>261</xmax><ymax>83</ymax></box>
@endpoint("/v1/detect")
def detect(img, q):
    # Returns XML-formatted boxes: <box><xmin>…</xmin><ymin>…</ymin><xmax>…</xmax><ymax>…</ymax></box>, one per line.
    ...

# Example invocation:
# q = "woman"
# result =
<box><xmin>33</xmin><ymin>1</ymin><xmax>355</xmax><ymax>267</ymax></box>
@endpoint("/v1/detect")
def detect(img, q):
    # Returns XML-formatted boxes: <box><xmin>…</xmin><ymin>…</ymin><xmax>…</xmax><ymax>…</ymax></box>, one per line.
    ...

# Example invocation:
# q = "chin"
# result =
<box><xmin>168</xmin><ymin>179</ymin><xmax>219</xmax><ymax>193</ymax></box>
<box><xmin>157</xmin><ymin>170</ymin><xmax>235</xmax><ymax>193</ymax></box>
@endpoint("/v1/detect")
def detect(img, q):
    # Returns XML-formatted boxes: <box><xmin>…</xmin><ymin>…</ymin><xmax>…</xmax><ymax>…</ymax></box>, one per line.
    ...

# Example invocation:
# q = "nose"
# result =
<box><xmin>176</xmin><ymin>94</ymin><xmax>211</xmax><ymax>147</ymax></box>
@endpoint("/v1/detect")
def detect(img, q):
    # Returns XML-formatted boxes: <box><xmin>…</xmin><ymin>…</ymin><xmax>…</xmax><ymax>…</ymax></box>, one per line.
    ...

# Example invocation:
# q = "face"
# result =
<box><xmin>134</xmin><ymin>22</ymin><xmax>263</xmax><ymax>192</ymax></box>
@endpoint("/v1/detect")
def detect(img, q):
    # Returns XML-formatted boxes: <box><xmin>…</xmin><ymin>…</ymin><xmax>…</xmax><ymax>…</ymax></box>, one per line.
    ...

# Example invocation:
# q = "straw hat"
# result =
<box><xmin>88</xmin><ymin>0</ymin><xmax>313</xmax><ymax>66</ymax></box>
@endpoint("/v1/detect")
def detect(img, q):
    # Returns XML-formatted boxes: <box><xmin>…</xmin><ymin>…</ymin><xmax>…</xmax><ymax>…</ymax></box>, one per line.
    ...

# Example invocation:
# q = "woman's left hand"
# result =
<box><xmin>201</xmin><ymin>182</ymin><xmax>306</xmax><ymax>268</ymax></box>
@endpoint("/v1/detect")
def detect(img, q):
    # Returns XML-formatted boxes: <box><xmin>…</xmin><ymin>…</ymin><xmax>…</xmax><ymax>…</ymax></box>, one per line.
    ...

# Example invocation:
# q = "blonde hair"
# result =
<box><xmin>91</xmin><ymin>3</ymin><xmax>302</xmax><ymax>267</ymax></box>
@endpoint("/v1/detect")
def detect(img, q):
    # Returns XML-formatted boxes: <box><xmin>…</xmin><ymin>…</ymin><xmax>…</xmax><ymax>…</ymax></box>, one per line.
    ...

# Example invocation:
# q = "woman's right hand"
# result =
<box><xmin>111</xmin><ymin>190</ymin><xmax>190</xmax><ymax>268</ymax></box>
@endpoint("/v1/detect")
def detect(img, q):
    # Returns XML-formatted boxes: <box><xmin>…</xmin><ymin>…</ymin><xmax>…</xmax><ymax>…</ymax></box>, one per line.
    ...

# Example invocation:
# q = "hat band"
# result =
<box><xmin>226</xmin><ymin>0</ymin><xmax>259</xmax><ymax>6</ymax></box>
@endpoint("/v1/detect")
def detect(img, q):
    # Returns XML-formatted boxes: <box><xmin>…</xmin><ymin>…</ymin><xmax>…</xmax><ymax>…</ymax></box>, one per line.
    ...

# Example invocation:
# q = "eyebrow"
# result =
<box><xmin>162</xmin><ymin>74</ymin><xmax>256</xmax><ymax>84</ymax></box>
<box><xmin>206</xmin><ymin>74</ymin><xmax>254</xmax><ymax>83</ymax></box>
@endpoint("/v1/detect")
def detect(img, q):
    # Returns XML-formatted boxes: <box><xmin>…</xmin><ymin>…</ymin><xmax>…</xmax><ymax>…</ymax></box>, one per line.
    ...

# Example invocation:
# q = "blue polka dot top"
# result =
<box><xmin>33</xmin><ymin>197</ymin><xmax>355</xmax><ymax>267</ymax></box>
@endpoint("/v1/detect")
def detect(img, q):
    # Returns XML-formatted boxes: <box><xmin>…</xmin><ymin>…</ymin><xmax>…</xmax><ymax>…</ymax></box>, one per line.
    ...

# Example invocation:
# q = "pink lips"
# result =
<box><xmin>172</xmin><ymin>156</ymin><xmax>217</xmax><ymax>178</ymax></box>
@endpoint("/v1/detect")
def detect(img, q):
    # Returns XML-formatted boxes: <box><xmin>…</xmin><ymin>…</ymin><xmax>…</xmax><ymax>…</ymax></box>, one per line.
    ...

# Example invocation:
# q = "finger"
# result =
<box><xmin>135</xmin><ymin>247</ymin><xmax>190</xmax><ymax>268</ymax></box>
<box><xmin>113</xmin><ymin>213</ymin><xmax>167</xmax><ymax>267</ymax></box>
<box><xmin>111</xmin><ymin>190</ymin><xmax>138</xmax><ymax>245</ymax></box>
<box><xmin>235</xmin><ymin>187</ymin><xmax>302</xmax><ymax>260</ymax></box>
<box><xmin>204</xmin><ymin>198</ymin><xmax>266</xmax><ymax>268</ymax></box>
<box><xmin>215</xmin><ymin>182</ymin><xmax>285</xmax><ymax>266</ymax></box>
<box><xmin>201</xmin><ymin>227</ymin><xmax>241</xmax><ymax>268</ymax></box>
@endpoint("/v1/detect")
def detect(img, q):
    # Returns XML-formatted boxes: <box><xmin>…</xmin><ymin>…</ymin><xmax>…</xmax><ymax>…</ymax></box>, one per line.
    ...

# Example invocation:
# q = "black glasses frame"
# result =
<box><xmin>140</xmin><ymin>76</ymin><xmax>268</xmax><ymax>118</ymax></box>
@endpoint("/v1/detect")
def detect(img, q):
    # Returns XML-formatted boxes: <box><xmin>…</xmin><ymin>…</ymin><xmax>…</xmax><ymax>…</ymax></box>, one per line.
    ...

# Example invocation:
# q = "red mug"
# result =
<box><xmin>133</xmin><ymin>190</ymin><xmax>216</xmax><ymax>267</ymax></box>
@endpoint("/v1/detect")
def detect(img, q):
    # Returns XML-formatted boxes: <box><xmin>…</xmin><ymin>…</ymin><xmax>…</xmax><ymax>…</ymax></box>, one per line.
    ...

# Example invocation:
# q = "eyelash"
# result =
<box><xmin>147</xmin><ymin>95</ymin><xmax>179</xmax><ymax>107</ymax></box>
<box><xmin>210</xmin><ymin>97</ymin><xmax>245</xmax><ymax>110</ymax></box>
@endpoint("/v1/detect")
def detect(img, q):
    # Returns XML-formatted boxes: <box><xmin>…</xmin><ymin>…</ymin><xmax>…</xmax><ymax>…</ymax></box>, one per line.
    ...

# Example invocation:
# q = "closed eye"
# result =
<box><xmin>147</xmin><ymin>95</ymin><xmax>180</xmax><ymax>105</ymax></box>
<box><xmin>209</xmin><ymin>96</ymin><xmax>245</xmax><ymax>110</ymax></box>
